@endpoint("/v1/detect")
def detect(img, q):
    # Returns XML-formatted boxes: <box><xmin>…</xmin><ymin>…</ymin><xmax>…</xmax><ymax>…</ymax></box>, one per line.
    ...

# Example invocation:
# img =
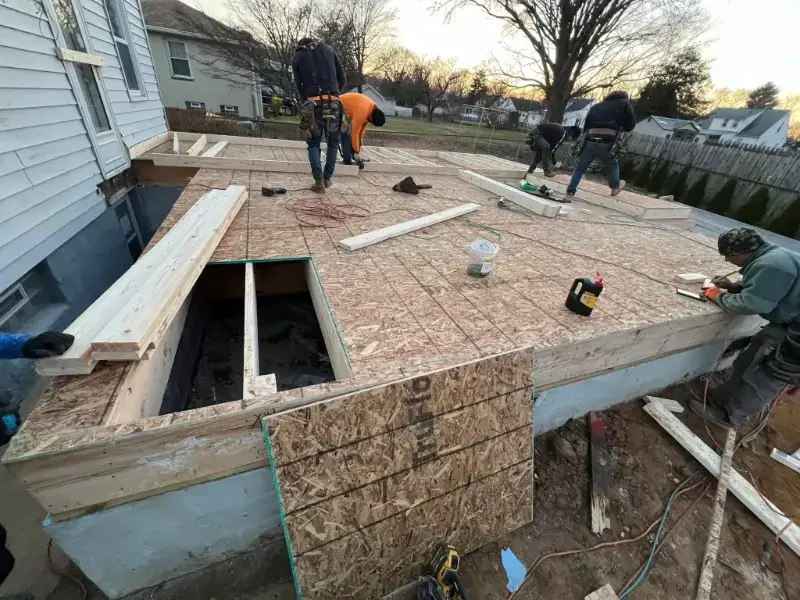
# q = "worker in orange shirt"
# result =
<box><xmin>339</xmin><ymin>93</ymin><xmax>386</xmax><ymax>169</ymax></box>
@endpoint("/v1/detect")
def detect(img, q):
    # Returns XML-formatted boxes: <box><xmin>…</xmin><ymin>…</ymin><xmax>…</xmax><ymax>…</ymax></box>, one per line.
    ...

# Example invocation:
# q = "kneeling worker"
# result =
<box><xmin>339</xmin><ymin>92</ymin><xmax>386</xmax><ymax>169</ymax></box>
<box><xmin>695</xmin><ymin>228</ymin><xmax>800</xmax><ymax>428</ymax></box>
<box><xmin>525</xmin><ymin>123</ymin><xmax>580</xmax><ymax>176</ymax></box>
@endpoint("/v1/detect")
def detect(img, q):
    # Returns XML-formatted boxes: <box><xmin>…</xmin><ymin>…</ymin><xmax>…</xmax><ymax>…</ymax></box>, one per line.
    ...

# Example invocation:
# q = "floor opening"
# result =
<box><xmin>159</xmin><ymin>261</ymin><xmax>335</xmax><ymax>415</ymax></box>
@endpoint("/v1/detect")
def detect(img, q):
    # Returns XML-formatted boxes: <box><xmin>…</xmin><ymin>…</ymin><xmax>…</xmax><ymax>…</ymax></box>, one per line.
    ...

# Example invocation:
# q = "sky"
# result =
<box><xmin>197</xmin><ymin>0</ymin><xmax>800</xmax><ymax>94</ymax></box>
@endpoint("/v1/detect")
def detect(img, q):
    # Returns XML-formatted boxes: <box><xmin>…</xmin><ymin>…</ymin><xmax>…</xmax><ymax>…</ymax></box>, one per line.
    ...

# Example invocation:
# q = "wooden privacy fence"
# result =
<box><xmin>620</xmin><ymin>133</ymin><xmax>800</xmax><ymax>232</ymax></box>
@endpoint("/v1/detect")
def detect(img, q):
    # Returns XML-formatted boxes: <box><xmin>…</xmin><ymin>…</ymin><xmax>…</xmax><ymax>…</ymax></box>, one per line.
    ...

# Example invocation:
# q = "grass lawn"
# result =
<box><xmin>261</xmin><ymin>115</ymin><xmax>527</xmax><ymax>142</ymax></box>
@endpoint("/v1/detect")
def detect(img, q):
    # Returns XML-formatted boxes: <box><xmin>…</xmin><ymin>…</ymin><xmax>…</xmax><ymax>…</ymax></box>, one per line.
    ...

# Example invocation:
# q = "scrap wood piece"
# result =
<box><xmin>173</xmin><ymin>132</ymin><xmax>179</xmax><ymax>154</ymax></box>
<box><xmin>589</xmin><ymin>411</ymin><xmax>612</xmax><ymax>535</ymax></box>
<box><xmin>643</xmin><ymin>395</ymin><xmax>684</xmax><ymax>413</ymax></box>
<box><xmin>585</xmin><ymin>584</ymin><xmax>619</xmax><ymax>600</ymax></box>
<box><xmin>202</xmin><ymin>141</ymin><xmax>228</xmax><ymax>157</ymax></box>
<box><xmin>186</xmin><ymin>134</ymin><xmax>207</xmax><ymax>156</ymax></box>
<box><xmin>35</xmin><ymin>201</ymin><xmax>213</xmax><ymax>375</ymax></box>
<box><xmin>696</xmin><ymin>428</ymin><xmax>736</xmax><ymax>600</ymax></box>
<box><xmin>770</xmin><ymin>448</ymin><xmax>800</xmax><ymax>474</ymax></box>
<box><xmin>338</xmin><ymin>203</ymin><xmax>480</xmax><ymax>251</ymax></box>
<box><xmin>90</xmin><ymin>186</ymin><xmax>247</xmax><ymax>358</ymax></box>
<box><xmin>459</xmin><ymin>170</ymin><xmax>562</xmax><ymax>218</ymax></box>
<box><xmin>643</xmin><ymin>400</ymin><xmax>800</xmax><ymax>557</ymax></box>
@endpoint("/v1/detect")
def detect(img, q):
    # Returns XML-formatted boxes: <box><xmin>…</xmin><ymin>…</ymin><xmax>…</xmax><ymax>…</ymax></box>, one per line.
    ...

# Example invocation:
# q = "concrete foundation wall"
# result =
<box><xmin>129</xmin><ymin>186</ymin><xmax>182</xmax><ymax>246</ymax></box>
<box><xmin>43</xmin><ymin>340</ymin><xmax>732</xmax><ymax>599</ymax></box>
<box><xmin>0</xmin><ymin>208</ymin><xmax>132</xmax><ymax>401</ymax></box>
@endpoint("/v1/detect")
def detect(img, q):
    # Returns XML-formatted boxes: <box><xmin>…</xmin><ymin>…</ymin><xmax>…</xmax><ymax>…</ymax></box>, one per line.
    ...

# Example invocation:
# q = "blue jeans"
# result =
<box><xmin>340</xmin><ymin>131</ymin><xmax>353</xmax><ymax>165</ymax></box>
<box><xmin>567</xmin><ymin>141</ymin><xmax>619</xmax><ymax>194</ymax></box>
<box><xmin>307</xmin><ymin>130</ymin><xmax>340</xmax><ymax>180</ymax></box>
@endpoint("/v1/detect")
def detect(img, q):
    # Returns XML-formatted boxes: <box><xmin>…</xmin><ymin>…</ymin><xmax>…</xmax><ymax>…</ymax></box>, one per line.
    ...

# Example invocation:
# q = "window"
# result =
<box><xmin>53</xmin><ymin>0</ymin><xmax>111</xmax><ymax>132</ymax></box>
<box><xmin>113</xmin><ymin>194</ymin><xmax>144</xmax><ymax>260</ymax></box>
<box><xmin>168</xmin><ymin>40</ymin><xmax>192</xmax><ymax>79</ymax></box>
<box><xmin>220</xmin><ymin>105</ymin><xmax>239</xmax><ymax>116</ymax></box>
<box><xmin>722</xmin><ymin>119</ymin><xmax>729</xmax><ymax>127</ymax></box>
<box><xmin>186</xmin><ymin>101</ymin><xmax>206</xmax><ymax>110</ymax></box>
<box><xmin>103</xmin><ymin>0</ymin><xmax>141</xmax><ymax>92</ymax></box>
<box><xmin>0</xmin><ymin>267</ymin><xmax>64</xmax><ymax>334</ymax></box>
<box><xmin>731</xmin><ymin>119</ymin><xmax>739</xmax><ymax>128</ymax></box>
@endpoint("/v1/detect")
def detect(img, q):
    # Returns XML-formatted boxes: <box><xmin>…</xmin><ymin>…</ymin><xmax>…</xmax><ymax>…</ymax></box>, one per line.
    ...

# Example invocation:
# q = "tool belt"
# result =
<box><xmin>299</xmin><ymin>97</ymin><xmax>343</xmax><ymax>140</ymax></box>
<box><xmin>765</xmin><ymin>322</ymin><xmax>800</xmax><ymax>384</ymax></box>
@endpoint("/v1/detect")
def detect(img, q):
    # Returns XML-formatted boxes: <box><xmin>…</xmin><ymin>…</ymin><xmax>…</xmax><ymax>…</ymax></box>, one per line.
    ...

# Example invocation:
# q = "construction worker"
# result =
<box><xmin>339</xmin><ymin>92</ymin><xmax>386</xmax><ymax>169</ymax></box>
<box><xmin>1</xmin><ymin>330</ymin><xmax>74</xmax><ymax>595</ymax></box>
<box><xmin>292</xmin><ymin>38</ymin><xmax>347</xmax><ymax>193</ymax></box>
<box><xmin>566</xmin><ymin>91</ymin><xmax>635</xmax><ymax>198</ymax></box>
<box><xmin>693</xmin><ymin>228</ymin><xmax>800</xmax><ymax>428</ymax></box>
<box><xmin>525</xmin><ymin>123</ymin><xmax>581</xmax><ymax>176</ymax></box>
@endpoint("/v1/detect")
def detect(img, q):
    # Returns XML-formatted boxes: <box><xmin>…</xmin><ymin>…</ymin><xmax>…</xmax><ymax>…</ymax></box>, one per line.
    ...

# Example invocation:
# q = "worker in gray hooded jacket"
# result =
<box><xmin>692</xmin><ymin>228</ymin><xmax>800</xmax><ymax>428</ymax></box>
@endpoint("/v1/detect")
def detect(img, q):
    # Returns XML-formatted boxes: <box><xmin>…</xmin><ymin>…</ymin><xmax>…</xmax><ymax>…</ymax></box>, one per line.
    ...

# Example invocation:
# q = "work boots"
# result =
<box><xmin>310</xmin><ymin>177</ymin><xmax>325</xmax><ymax>194</ymax></box>
<box><xmin>324</xmin><ymin>179</ymin><xmax>332</xmax><ymax>189</ymax></box>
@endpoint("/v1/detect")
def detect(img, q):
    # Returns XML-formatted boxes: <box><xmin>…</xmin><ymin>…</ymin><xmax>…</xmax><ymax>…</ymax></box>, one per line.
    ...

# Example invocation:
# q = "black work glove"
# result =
<box><xmin>0</xmin><ymin>390</ymin><xmax>20</xmax><ymax>447</ymax></box>
<box><xmin>22</xmin><ymin>331</ymin><xmax>75</xmax><ymax>358</ymax></box>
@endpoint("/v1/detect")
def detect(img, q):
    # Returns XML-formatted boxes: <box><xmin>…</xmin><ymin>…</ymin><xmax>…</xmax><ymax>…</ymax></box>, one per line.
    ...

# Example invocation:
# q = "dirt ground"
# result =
<box><xmin>459</xmin><ymin>384</ymin><xmax>800</xmax><ymax>600</ymax></box>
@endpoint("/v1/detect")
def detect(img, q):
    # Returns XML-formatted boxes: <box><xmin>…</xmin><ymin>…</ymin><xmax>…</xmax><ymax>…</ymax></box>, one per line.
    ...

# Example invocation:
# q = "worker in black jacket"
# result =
<box><xmin>525</xmin><ymin>123</ymin><xmax>581</xmax><ymax>176</ymax></box>
<box><xmin>566</xmin><ymin>91</ymin><xmax>636</xmax><ymax>197</ymax></box>
<box><xmin>292</xmin><ymin>38</ymin><xmax>347</xmax><ymax>193</ymax></box>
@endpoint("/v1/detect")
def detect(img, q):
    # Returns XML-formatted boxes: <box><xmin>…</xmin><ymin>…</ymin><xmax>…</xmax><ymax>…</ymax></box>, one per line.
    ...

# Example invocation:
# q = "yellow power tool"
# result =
<box><xmin>419</xmin><ymin>545</ymin><xmax>468</xmax><ymax>600</ymax></box>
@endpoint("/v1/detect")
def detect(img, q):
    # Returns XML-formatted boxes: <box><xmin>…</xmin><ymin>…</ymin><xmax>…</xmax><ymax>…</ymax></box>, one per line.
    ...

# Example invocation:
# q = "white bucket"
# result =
<box><xmin>467</xmin><ymin>239</ymin><xmax>499</xmax><ymax>277</ymax></box>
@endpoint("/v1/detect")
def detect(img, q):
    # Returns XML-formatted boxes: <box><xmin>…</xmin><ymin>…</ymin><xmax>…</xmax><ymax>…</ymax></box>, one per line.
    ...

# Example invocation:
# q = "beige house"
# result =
<box><xmin>141</xmin><ymin>0</ymin><xmax>263</xmax><ymax>119</ymax></box>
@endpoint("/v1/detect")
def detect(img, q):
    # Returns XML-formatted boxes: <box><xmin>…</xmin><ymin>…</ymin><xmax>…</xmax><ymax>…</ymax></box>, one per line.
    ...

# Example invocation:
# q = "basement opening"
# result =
<box><xmin>158</xmin><ymin>260</ymin><xmax>339</xmax><ymax>416</ymax></box>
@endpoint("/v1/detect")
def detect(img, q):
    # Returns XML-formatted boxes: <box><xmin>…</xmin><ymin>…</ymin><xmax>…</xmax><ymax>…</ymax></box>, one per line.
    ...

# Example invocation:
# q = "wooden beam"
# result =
<box><xmin>695</xmin><ymin>428</ymin><xmax>736</xmax><ymax>600</ymax></box>
<box><xmin>642</xmin><ymin>395</ymin><xmax>684</xmax><ymax>413</ymax></box>
<box><xmin>339</xmin><ymin>203</ymin><xmax>480</xmax><ymax>251</ymax></box>
<box><xmin>585</xmin><ymin>584</ymin><xmax>619</xmax><ymax>600</ymax></box>
<box><xmin>770</xmin><ymin>448</ymin><xmax>800</xmax><ymax>474</ymax></box>
<box><xmin>362</xmin><ymin>161</ymin><xmax>457</xmax><ymax>175</ymax></box>
<box><xmin>102</xmin><ymin>297</ymin><xmax>190</xmax><ymax>425</ymax></box>
<box><xmin>56</xmin><ymin>48</ymin><xmax>106</xmax><ymax>67</ymax></box>
<box><xmin>304</xmin><ymin>260</ymin><xmax>352</xmax><ymax>381</ymax></box>
<box><xmin>129</xmin><ymin>131</ymin><xmax>170</xmax><ymax>160</ymax></box>
<box><xmin>90</xmin><ymin>186</ymin><xmax>247</xmax><ymax>357</ymax></box>
<box><xmin>589</xmin><ymin>412</ymin><xmax>612</xmax><ymax>535</ymax></box>
<box><xmin>643</xmin><ymin>400</ymin><xmax>800</xmax><ymax>557</ymax></box>
<box><xmin>186</xmin><ymin>134</ymin><xmax>207</xmax><ymax>157</ymax></box>
<box><xmin>459</xmin><ymin>170</ymin><xmax>562</xmax><ymax>218</ymax></box>
<box><xmin>149</xmin><ymin>153</ymin><xmax>360</xmax><ymax>176</ymax></box>
<box><xmin>243</xmin><ymin>263</ymin><xmax>259</xmax><ymax>399</ymax></box>
<box><xmin>440</xmin><ymin>151</ymin><xmax>528</xmax><ymax>176</ymax></box>
<box><xmin>36</xmin><ymin>202</ymin><xmax>212</xmax><ymax>375</ymax></box>
<box><xmin>202</xmin><ymin>141</ymin><xmax>228</xmax><ymax>157</ymax></box>
<box><xmin>172</xmin><ymin>132</ymin><xmax>179</xmax><ymax>155</ymax></box>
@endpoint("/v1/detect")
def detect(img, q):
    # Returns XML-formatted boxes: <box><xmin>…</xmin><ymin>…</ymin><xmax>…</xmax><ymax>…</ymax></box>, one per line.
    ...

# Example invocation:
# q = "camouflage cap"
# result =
<box><xmin>718</xmin><ymin>227</ymin><xmax>765</xmax><ymax>256</ymax></box>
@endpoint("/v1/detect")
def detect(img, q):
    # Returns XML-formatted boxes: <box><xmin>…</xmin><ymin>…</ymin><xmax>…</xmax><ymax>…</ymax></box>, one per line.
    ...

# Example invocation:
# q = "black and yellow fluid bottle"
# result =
<box><xmin>565</xmin><ymin>272</ymin><xmax>604</xmax><ymax>316</ymax></box>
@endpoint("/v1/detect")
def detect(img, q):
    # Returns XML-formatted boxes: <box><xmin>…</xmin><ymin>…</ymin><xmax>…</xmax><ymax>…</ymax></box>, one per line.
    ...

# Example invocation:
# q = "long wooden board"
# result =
<box><xmin>243</xmin><ymin>263</ymin><xmax>259</xmax><ymax>399</ymax></box>
<box><xmin>339</xmin><ymin>203</ymin><xmax>480</xmax><ymax>251</ymax></box>
<box><xmin>303</xmin><ymin>260</ymin><xmax>352</xmax><ymax>380</ymax></box>
<box><xmin>644</xmin><ymin>400</ymin><xmax>800</xmax><ymax>557</ymax></box>
<box><xmin>460</xmin><ymin>170</ymin><xmax>562</xmax><ymax>217</ymax></box>
<box><xmin>186</xmin><ymin>134</ymin><xmax>207</xmax><ymax>156</ymax></box>
<box><xmin>264</xmin><ymin>347</ymin><xmax>534</xmax><ymax>600</ymax></box>
<box><xmin>149</xmin><ymin>153</ymin><xmax>361</xmax><ymax>176</ymax></box>
<box><xmin>35</xmin><ymin>202</ymin><xmax>213</xmax><ymax>375</ymax></box>
<box><xmin>90</xmin><ymin>186</ymin><xmax>247</xmax><ymax>356</ymax></box>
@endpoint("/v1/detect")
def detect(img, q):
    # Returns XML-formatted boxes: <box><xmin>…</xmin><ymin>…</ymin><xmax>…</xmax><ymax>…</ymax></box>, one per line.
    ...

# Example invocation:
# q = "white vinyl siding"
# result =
<box><xmin>80</xmin><ymin>0</ymin><xmax>167</xmax><ymax>147</ymax></box>
<box><xmin>0</xmin><ymin>3</ymin><xmax>106</xmax><ymax>292</ymax></box>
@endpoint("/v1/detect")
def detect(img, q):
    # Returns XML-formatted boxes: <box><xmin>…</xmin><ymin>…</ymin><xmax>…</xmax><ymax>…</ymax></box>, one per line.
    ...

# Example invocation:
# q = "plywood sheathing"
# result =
<box><xmin>264</xmin><ymin>348</ymin><xmax>534</xmax><ymax>599</ymax></box>
<box><xmin>4</xmin><ymin>157</ymin><xmax>749</xmax><ymax>520</ymax></box>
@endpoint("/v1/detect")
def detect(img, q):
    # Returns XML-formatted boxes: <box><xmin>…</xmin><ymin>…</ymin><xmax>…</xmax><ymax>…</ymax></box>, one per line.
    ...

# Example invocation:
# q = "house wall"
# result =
<box><xmin>632</xmin><ymin>118</ymin><xmax>670</xmax><ymax>138</ymax></box>
<box><xmin>0</xmin><ymin>0</ymin><xmax>108</xmax><ymax>294</ymax></box>
<box><xmin>754</xmin><ymin>114</ymin><xmax>790</xmax><ymax>148</ymax></box>
<box><xmin>562</xmin><ymin>105</ymin><xmax>592</xmax><ymax>128</ymax></box>
<box><xmin>79</xmin><ymin>0</ymin><xmax>168</xmax><ymax>147</ymax></box>
<box><xmin>0</xmin><ymin>205</ymin><xmax>132</xmax><ymax>400</ymax></box>
<box><xmin>148</xmin><ymin>31</ymin><xmax>258</xmax><ymax>119</ymax></box>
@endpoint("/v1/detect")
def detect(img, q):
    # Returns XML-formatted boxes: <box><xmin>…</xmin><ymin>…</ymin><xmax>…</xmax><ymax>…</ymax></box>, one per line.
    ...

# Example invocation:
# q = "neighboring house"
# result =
<box><xmin>695</xmin><ymin>108</ymin><xmax>791</xmax><ymax>148</ymax></box>
<box><xmin>346</xmin><ymin>84</ymin><xmax>412</xmax><ymax>117</ymax></box>
<box><xmin>634</xmin><ymin>116</ymin><xmax>708</xmax><ymax>144</ymax></box>
<box><xmin>0</xmin><ymin>0</ymin><xmax>168</xmax><ymax>395</ymax></box>
<box><xmin>562</xmin><ymin>98</ymin><xmax>596</xmax><ymax>128</ymax></box>
<box><xmin>141</xmin><ymin>0</ymin><xmax>263</xmax><ymax>119</ymax></box>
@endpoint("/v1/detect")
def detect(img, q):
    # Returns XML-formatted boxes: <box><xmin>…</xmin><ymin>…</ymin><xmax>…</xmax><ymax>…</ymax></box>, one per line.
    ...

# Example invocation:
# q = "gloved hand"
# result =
<box><xmin>711</xmin><ymin>276</ymin><xmax>743</xmax><ymax>293</ymax></box>
<box><xmin>705</xmin><ymin>287</ymin><xmax>723</xmax><ymax>301</ymax></box>
<box><xmin>22</xmin><ymin>331</ymin><xmax>75</xmax><ymax>358</ymax></box>
<box><xmin>0</xmin><ymin>390</ymin><xmax>20</xmax><ymax>447</ymax></box>
<box><xmin>353</xmin><ymin>152</ymin><xmax>365</xmax><ymax>170</ymax></box>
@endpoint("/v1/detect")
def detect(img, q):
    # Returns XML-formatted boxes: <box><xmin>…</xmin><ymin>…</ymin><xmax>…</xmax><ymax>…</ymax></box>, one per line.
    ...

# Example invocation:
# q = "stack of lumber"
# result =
<box><xmin>36</xmin><ymin>186</ymin><xmax>247</xmax><ymax>376</ymax></box>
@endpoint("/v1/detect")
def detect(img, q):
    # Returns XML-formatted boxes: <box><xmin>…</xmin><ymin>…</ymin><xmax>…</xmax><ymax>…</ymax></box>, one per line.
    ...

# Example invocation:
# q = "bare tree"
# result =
<box><xmin>413</xmin><ymin>58</ymin><xmax>470</xmax><ymax>122</ymax></box>
<box><xmin>180</xmin><ymin>0</ymin><xmax>314</xmax><ymax>102</ymax></box>
<box><xmin>334</xmin><ymin>0</ymin><xmax>397</xmax><ymax>92</ymax></box>
<box><xmin>435</xmin><ymin>0</ymin><xmax>708</xmax><ymax>121</ymax></box>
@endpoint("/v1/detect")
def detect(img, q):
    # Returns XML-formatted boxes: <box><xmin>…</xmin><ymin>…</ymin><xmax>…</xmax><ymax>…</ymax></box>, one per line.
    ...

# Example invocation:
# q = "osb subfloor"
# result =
<box><xmin>148</xmin><ymin>168</ymin><xmax>728</xmax><ymax>382</ymax></box>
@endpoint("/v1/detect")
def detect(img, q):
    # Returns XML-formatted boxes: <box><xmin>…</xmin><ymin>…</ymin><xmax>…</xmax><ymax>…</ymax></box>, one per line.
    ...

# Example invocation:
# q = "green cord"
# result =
<box><xmin>466</xmin><ymin>220</ymin><xmax>502</xmax><ymax>240</ymax></box>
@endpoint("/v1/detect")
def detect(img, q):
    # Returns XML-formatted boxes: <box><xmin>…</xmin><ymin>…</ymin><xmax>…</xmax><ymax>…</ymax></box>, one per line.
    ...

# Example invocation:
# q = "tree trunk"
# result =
<box><xmin>545</xmin><ymin>82</ymin><xmax>571</xmax><ymax>123</ymax></box>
